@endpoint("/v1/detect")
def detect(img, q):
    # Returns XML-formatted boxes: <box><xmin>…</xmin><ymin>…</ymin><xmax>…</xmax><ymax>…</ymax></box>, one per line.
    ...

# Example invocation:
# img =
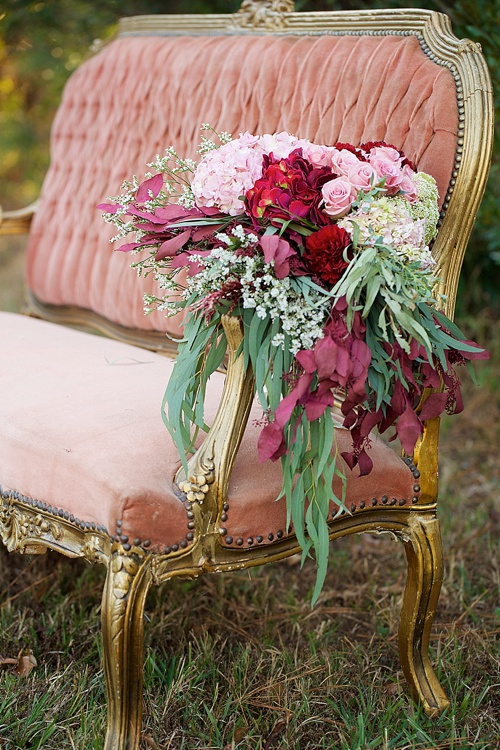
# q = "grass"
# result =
<box><xmin>0</xmin><ymin>239</ymin><xmax>499</xmax><ymax>749</ymax></box>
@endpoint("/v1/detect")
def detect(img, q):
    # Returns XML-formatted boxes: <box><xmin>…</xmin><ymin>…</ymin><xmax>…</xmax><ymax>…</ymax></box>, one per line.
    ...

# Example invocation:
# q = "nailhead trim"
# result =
<box><xmin>0</xmin><ymin>484</ymin><xmax>195</xmax><ymax>557</ymax></box>
<box><xmin>112</xmin><ymin>490</ymin><xmax>198</xmax><ymax>556</ymax></box>
<box><xmin>220</xmin><ymin>457</ymin><xmax>422</xmax><ymax>548</ymax></box>
<box><xmin>0</xmin><ymin>484</ymin><xmax>109</xmax><ymax>537</ymax></box>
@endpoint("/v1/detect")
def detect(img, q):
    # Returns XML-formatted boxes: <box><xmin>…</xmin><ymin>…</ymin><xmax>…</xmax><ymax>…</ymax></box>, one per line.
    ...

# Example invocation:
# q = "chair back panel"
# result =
<box><xmin>25</xmin><ymin>27</ymin><xmax>459</xmax><ymax>336</ymax></box>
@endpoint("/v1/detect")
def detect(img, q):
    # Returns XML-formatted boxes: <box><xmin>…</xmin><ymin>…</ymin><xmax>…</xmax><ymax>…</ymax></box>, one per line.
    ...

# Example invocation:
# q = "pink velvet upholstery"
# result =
<box><xmin>25</xmin><ymin>32</ymin><xmax>458</xmax><ymax>334</ymax></box>
<box><xmin>0</xmin><ymin>313</ymin><xmax>417</xmax><ymax>550</ymax></box>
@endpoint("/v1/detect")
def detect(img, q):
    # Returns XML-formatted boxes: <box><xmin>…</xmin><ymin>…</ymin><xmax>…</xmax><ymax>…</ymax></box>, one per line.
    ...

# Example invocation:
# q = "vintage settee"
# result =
<box><xmin>0</xmin><ymin>1</ymin><xmax>493</xmax><ymax>747</ymax></box>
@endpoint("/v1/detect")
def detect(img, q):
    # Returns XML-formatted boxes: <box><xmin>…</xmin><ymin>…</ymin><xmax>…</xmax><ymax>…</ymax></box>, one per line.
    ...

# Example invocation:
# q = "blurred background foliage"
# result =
<box><xmin>0</xmin><ymin>0</ymin><xmax>498</xmax><ymax>314</ymax></box>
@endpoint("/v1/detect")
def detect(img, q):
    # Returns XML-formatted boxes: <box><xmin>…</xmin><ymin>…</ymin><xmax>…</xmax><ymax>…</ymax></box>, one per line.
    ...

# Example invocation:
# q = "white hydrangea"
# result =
<box><xmin>339</xmin><ymin>194</ymin><xmax>436</xmax><ymax>269</ymax></box>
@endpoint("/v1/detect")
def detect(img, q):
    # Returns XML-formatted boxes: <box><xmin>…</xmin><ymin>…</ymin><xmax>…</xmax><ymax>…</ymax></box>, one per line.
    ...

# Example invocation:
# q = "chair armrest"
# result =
<box><xmin>0</xmin><ymin>202</ymin><xmax>38</xmax><ymax>236</ymax></box>
<box><xmin>411</xmin><ymin>389</ymin><xmax>440</xmax><ymax>505</ymax></box>
<box><xmin>174</xmin><ymin>316</ymin><xmax>255</xmax><ymax>548</ymax></box>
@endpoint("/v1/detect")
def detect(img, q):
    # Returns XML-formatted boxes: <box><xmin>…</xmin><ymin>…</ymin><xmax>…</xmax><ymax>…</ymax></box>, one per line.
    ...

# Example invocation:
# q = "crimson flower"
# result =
<box><xmin>302</xmin><ymin>225</ymin><xmax>351</xmax><ymax>287</ymax></box>
<box><xmin>245</xmin><ymin>150</ymin><xmax>333</xmax><ymax>226</ymax></box>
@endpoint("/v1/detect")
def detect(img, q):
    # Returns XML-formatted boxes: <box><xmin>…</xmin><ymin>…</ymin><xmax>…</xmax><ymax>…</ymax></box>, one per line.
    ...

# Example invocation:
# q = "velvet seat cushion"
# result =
<box><xmin>0</xmin><ymin>312</ymin><xmax>418</xmax><ymax>552</ymax></box>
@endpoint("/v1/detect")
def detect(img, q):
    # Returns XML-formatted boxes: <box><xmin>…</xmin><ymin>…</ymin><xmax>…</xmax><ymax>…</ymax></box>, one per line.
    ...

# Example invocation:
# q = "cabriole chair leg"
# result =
<box><xmin>398</xmin><ymin>514</ymin><xmax>450</xmax><ymax>717</ymax></box>
<box><xmin>101</xmin><ymin>544</ymin><xmax>153</xmax><ymax>750</ymax></box>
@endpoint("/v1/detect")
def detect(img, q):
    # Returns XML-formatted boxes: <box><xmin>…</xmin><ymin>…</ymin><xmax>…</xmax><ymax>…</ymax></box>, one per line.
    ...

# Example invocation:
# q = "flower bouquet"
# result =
<box><xmin>99</xmin><ymin>126</ymin><xmax>487</xmax><ymax>601</ymax></box>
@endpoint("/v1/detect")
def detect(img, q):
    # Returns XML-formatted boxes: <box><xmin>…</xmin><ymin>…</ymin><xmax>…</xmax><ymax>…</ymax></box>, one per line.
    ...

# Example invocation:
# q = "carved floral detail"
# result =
<box><xmin>108</xmin><ymin>544</ymin><xmax>147</xmax><ymax>643</ymax></box>
<box><xmin>0</xmin><ymin>499</ymin><xmax>63</xmax><ymax>552</ymax></box>
<box><xmin>81</xmin><ymin>534</ymin><xmax>107</xmax><ymax>563</ymax></box>
<box><xmin>177</xmin><ymin>457</ymin><xmax>215</xmax><ymax>504</ymax></box>
<box><xmin>458</xmin><ymin>38</ymin><xmax>482</xmax><ymax>54</ymax></box>
<box><xmin>230</xmin><ymin>0</ymin><xmax>294</xmax><ymax>31</ymax></box>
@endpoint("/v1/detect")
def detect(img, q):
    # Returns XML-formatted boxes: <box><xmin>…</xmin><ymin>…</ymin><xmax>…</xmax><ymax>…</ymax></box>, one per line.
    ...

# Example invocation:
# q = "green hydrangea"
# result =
<box><xmin>406</xmin><ymin>172</ymin><xmax>440</xmax><ymax>244</ymax></box>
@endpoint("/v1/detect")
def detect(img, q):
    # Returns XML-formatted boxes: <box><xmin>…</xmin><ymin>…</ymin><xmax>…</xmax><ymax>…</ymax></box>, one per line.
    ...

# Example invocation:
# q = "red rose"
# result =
<box><xmin>303</xmin><ymin>225</ymin><xmax>351</xmax><ymax>287</ymax></box>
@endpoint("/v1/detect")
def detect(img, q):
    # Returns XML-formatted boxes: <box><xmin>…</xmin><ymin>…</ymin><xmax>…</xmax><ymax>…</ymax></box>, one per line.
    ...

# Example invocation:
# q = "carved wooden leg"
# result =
<box><xmin>398</xmin><ymin>514</ymin><xmax>450</xmax><ymax>716</ymax></box>
<box><xmin>101</xmin><ymin>544</ymin><xmax>153</xmax><ymax>750</ymax></box>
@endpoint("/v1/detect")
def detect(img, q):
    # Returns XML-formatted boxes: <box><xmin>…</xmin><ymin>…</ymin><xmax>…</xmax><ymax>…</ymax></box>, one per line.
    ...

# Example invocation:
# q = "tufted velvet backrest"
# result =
<box><xmin>25</xmin><ymin>30</ymin><xmax>459</xmax><ymax>337</ymax></box>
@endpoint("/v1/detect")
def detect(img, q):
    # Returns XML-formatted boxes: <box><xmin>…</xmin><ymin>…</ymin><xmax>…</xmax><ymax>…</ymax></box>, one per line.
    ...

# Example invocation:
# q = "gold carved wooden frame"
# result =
<box><xmin>0</xmin><ymin>2</ymin><xmax>494</xmax><ymax>748</ymax></box>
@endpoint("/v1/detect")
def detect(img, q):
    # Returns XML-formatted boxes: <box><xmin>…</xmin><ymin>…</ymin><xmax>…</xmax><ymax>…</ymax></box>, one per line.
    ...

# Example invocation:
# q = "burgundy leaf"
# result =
<box><xmin>258</xmin><ymin>421</ymin><xmax>287</xmax><ymax>463</ymax></box>
<box><xmin>335</xmin><ymin>347</ymin><xmax>351</xmax><ymax>381</ymax></box>
<box><xmin>356</xmin><ymin>448</ymin><xmax>374</xmax><ymax>476</ymax></box>
<box><xmin>295</xmin><ymin>349</ymin><xmax>317</xmax><ymax>374</ymax></box>
<box><xmin>314</xmin><ymin>336</ymin><xmax>338</xmax><ymax>380</ymax></box>
<box><xmin>274</xmin><ymin>373</ymin><xmax>314</xmax><ymax>427</ymax></box>
<box><xmin>200</xmin><ymin>206</ymin><xmax>226</xmax><ymax>216</ymax></box>
<box><xmin>341</xmin><ymin>450</ymin><xmax>357</xmax><ymax>471</ymax></box>
<box><xmin>419</xmin><ymin>392</ymin><xmax>448</xmax><ymax>421</ymax></box>
<box><xmin>396</xmin><ymin>406</ymin><xmax>423</xmax><ymax>455</ymax></box>
<box><xmin>304</xmin><ymin>390</ymin><xmax>334</xmax><ymax>421</ymax></box>
<box><xmin>170</xmin><ymin>249</ymin><xmax>212</xmax><ymax>271</ymax></box>
<box><xmin>116</xmin><ymin>242</ymin><xmax>144</xmax><ymax>253</ymax></box>
<box><xmin>97</xmin><ymin>202</ymin><xmax>120</xmax><ymax>214</ymax></box>
<box><xmin>192</xmin><ymin>225</ymin><xmax>224</xmax><ymax>242</ymax></box>
<box><xmin>459</xmin><ymin>340</ymin><xmax>490</xmax><ymax>361</ymax></box>
<box><xmin>259</xmin><ymin>235</ymin><xmax>295</xmax><ymax>279</ymax></box>
<box><xmin>126</xmin><ymin>206</ymin><xmax>169</xmax><ymax>224</ymax></box>
<box><xmin>155</xmin><ymin>205</ymin><xmax>192</xmax><ymax>221</ymax></box>
<box><xmin>155</xmin><ymin>230</ymin><xmax>192</xmax><ymax>261</ymax></box>
<box><xmin>358</xmin><ymin>408</ymin><xmax>383</xmax><ymax>438</ymax></box>
<box><xmin>136</xmin><ymin>174</ymin><xmax>163</xmax><ymax>202</ymax></box>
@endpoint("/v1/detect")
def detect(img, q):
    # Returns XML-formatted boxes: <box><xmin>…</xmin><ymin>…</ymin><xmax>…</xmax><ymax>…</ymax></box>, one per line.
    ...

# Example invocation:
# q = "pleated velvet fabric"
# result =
<box><xmin>25</xmin><ymin>32</ymin><xmax>459</xmax><ymax>335</ymax></box>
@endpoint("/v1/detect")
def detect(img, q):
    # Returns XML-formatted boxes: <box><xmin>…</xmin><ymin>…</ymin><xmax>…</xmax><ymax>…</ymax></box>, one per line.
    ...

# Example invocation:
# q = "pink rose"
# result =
<box><xmin>369</xmin><ymin>145</ymin><xmax>402</xmax><ymax>164</ymax></box>
<box><xmin>321</xmin><ymin>177</ymin><xmax>356</xmax><ymax>218</ymax></box>
<box><xmin>369</xmin><ymin>150</ymin><xmax>405</xmax><ymax>195</ymax></box>
<box><xmin>346</xmin><ymin>161</ymin><xmax>379</xmax><ymax>192</ymax></box>
<box><xmin>398</xmin><ymin>164</ymin><xmax>418</xmax><ymax>202</ymax></box>
<box><xmin>330</xmin><ymin>148</ymin><xmax>363</xmax><ymax>176</ymax></box>
<box><xmin>303</xmin><ymin>144</ymin><xmax>337</xmax><ymax>167</ymax></box>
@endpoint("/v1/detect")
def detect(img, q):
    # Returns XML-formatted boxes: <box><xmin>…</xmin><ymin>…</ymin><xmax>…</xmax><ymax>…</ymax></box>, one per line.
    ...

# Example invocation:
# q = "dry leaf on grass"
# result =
<box><xmin>222</xmin><ymin>724</ymin><xmax>248</xmax><ymax>749</ymax></box>
<box><xmin>0</xmin><ymin>656</ymin><xmax>17</xmax><ymax>667</ymax></box>
<box><xmin>263</xmin><ymin>719</ymin><xmax>287</xmax><ymax>749</ymax></box>
<box><xmin>384</xmin><ymin>679</ymin><xmax>403</xmax><ymax>696</ymax></box>
<box><xmin>142</xmin><ymin>735</ymin><xmax>161</xmax><ymax>750</ymax></box>
<box><xmin>0</xmin><ymin>649</ymin><xmax>37</xmax><ymax>678</ymax></box>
